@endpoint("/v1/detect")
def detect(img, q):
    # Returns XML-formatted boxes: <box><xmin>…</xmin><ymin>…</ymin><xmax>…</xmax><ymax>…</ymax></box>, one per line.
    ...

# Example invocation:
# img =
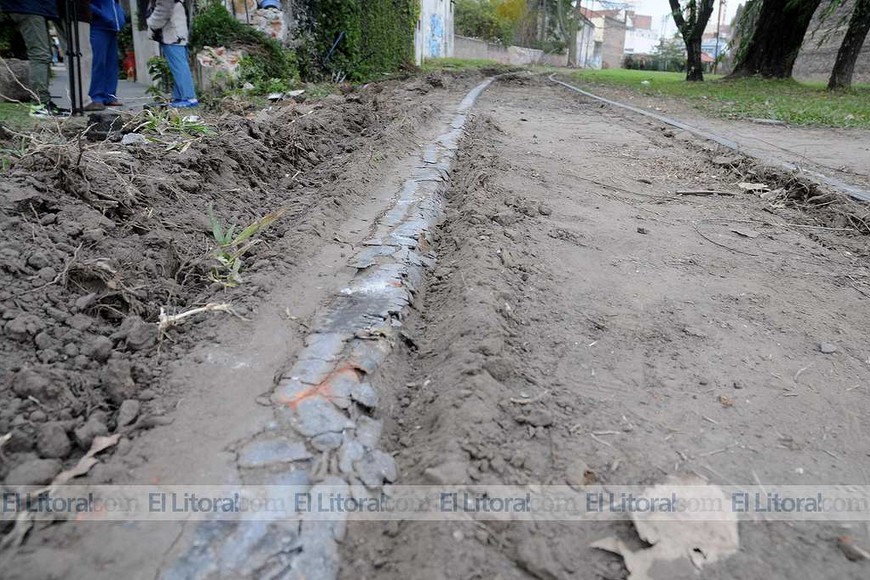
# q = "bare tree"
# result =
<box><xmin>827</xmin><ymin>0</ymin><xmax>870</xmax><ymax>90</ymax></box>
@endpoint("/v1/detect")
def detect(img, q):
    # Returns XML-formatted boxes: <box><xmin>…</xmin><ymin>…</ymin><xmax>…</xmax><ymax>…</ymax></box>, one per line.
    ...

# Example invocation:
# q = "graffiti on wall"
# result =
<box><xmin>429</xmin><ymin>13</ymin><xmax>443</xmax><ymax>57</ymax></box>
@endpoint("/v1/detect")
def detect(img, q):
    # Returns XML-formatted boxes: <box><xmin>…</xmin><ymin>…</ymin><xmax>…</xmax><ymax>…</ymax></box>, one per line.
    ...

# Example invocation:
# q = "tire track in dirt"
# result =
<box><xmin>341</xmin><ymin>76</ymin><xmax>870</xmax><ymax>580</ymax></box>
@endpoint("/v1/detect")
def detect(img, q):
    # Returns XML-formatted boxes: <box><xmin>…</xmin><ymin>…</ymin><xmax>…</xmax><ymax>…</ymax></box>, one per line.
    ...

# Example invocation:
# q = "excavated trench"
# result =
<box><xmin>4</xmin><ymin>72</ymin><xmax>870</xmax><ymax>580</ymax></box>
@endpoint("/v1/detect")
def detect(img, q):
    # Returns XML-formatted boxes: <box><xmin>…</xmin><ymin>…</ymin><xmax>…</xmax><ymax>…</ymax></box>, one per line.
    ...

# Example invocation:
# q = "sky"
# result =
<box><xmin>585</xmin><ymin>0</ymin><xmax>744</xmax><ymax>38</ymax></box>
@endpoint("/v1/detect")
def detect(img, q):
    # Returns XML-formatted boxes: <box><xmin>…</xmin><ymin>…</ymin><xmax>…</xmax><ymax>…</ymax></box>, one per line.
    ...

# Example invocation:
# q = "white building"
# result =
<box><xmin>415</xmin><ymin>0</ymin><xmax>454</xmax><ymax>64</ymax></box>
<box><xmin>623</xmin><ymin>12</ymin><xmax>659</xmax><ymax>55</ymax></box>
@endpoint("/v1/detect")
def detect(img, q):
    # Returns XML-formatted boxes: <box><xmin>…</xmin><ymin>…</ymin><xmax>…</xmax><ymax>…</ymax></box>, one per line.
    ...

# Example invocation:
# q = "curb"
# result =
<box><xmin>548</xmin><ymin>74</ymin><xmax>870</xmax><ymax>204</ymax></box>
<box><xmin>162</xmin><ymin>78</ymin><xmax>495</xmax><ymax>580</ymax></box>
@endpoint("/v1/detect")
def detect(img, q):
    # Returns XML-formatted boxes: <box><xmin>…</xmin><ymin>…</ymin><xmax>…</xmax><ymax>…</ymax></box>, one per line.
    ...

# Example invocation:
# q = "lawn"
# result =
<box><xmin>567</xmin><ymin>68</ymin><xmax>870</xmax><ymax>129</ymax></box>
<box><xmin>0</xmin><ymin>102</ymin><xmax>32</xmax><ymax>131</ymax></box>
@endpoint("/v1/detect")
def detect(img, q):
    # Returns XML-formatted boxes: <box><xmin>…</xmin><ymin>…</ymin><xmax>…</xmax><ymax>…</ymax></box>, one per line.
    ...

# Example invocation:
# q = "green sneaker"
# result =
<box><xmin>30</xmin><ymin>102</ymin><xmax>71</xmax><ymax>118</ymax></box>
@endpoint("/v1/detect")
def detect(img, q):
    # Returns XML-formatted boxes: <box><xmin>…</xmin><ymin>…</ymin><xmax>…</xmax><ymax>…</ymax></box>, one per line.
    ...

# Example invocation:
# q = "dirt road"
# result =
<box><xmin>3</xmin><ymin>73</ymin><xmax>870</xmax><ymax>579</ymax></box>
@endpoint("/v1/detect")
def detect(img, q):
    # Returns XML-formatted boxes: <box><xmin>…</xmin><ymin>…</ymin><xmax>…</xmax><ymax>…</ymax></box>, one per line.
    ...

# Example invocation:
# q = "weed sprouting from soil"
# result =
<box><xmin>207</xmin><ymin>206</ymin><xmax>287</xmax><ymax>287</ymax></box>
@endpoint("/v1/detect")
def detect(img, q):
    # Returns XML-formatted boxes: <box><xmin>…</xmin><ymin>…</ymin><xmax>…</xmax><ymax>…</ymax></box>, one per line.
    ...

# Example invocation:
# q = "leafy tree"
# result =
<box><xmin>455</xmin><ymin>0</ymin><xmax>515</xmax><ymax>44</ymax></box>
<box><xmin>668</xmin><ymin>0</ymin><xmax>716</xmax><ymax>81</ymax></box>
<box><xmin>827</xmin><ymin>0</ymin><xmax>870</xmax><ymax>89</ymax></box>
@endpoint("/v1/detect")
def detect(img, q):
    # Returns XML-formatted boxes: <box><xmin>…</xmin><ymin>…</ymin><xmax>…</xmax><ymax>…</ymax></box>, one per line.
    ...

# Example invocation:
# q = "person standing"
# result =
<box><xmin>0</xmin><ymin>0</ymin><xmax>69</xmax><ymax>116</ymax></box>
<box><xmin>86</xmin><ymin>0</ymin><xmax>125</xmax><ymax>110</ymax></box>
<box><xmin>146</xmin><ymin>0</ymin><xmax>198</xmax><ymax>108</ymax></box>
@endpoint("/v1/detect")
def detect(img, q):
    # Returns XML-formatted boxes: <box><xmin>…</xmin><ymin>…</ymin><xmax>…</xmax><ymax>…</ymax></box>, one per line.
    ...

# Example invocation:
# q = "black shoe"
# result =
<box><xmin>30</xmin><ymin>101</ymin><xmax>71</xmax><ymax>118</ymax></box>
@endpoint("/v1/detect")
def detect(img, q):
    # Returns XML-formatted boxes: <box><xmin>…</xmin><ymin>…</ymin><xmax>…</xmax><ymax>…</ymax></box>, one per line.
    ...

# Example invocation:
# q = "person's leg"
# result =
<box><xmin>9</xmin><ymin>13</ymin><xmax>52</xmax><ymax>103</ymax></box>
<box><xmin>162</xmin><ymin>44</ymin><xmax>197</xmax><ymax>102</ymax></box>
<box><xmin>77</xmin><ymin>22</ymin><xmax>93</xmax><ymax>105</ymax></box>
<box><xmin>89</xmin><ymin>27</ymin><xmax>110</xmax><ymax>103</ymax></box>
<box><xmin>105</xmin><ymin>32</ymin><xmax>119</xmax><ymax>102</ymax></box>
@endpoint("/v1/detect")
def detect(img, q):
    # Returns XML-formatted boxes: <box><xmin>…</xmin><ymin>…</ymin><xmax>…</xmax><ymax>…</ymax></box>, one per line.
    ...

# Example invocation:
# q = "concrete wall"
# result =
<box><xmin>599</xmin><ymin>16</ymin><xmax>626</xmax><ymax>69</ymax></box>
<box><xmin>415</xmin><ymin>0</ymin><xmax>454</xmax><ymax>64</ymax></box>
<box><xmin>454</xmin><ymin>36</ymin><xmax>568</xmax><ymax>66</ymax></box>
<box><xmin>129</xmin><ymin>0</ymin><xmax>159</xmax><ymax>87</ymax></box>
<box><xmin>793</xmin><ymin>0</ymin><xmax>870</xmax><ymax>84</ymax></box>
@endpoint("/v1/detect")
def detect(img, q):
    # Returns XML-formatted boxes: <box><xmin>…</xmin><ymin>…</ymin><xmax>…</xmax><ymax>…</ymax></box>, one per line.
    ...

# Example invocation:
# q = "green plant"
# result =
<box><xmin>134</xmin><ymin>108</ymin><xmax>210</xmax><ymax>136</ymax></box>
<box><xmin>207</xmin><ymin>206</ymin><xmax>287</xmax><ymax>287</ymax></box>
<box><xmin>191</xmin><ymin>2</ymin><xmax>297</xmax><ymax>83</ymax></box>
<box><xmin>146</xmin><ymin>56</ymin><xmax>173</xmax><ymax>99</ymax></box>
<box><xmin>295</xmin><ymin>0</ymin><xmax>419</xmax><ymax>81</ymax></box>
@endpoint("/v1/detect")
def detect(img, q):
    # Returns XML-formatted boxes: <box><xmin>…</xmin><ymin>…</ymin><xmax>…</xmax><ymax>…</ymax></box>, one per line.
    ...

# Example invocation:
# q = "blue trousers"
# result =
<box><xmin>89</xmin><ymin>27</ymin><xmax>119</xmax><ymax>104</ymax></box>
<box><xmin>162</xmin><ymin>44</ymin><xmax>196</xmax><ymax>101</ymax></box>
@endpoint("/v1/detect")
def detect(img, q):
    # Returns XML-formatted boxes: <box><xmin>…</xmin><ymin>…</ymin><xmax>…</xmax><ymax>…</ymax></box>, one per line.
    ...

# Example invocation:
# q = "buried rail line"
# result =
<box><xmin>161</xmin><ymin>78</ymin><xmax>495</xmax><ymax>580</ymax></box>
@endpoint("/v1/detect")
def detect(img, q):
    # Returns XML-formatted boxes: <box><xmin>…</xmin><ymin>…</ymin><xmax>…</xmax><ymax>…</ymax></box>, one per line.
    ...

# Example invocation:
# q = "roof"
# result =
<box><xmin>700</xmin><ymin>52</ymin><xmax>715</xmax><ymax>63</ymax></box>
<box><xmin>632</xmin><ymin>14</ymin><xmax>652</xmax><ymax>30</ymax></box>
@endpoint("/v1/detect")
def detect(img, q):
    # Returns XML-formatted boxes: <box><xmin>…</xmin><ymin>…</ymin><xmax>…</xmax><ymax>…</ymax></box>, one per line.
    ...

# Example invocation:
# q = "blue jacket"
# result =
<box><xmin>90</xmin><ymin>0</ymin><xmax>125</xmax><ymax>31</ymax></box>
<box><xmin>0</xmin><ymin>0</ymin><xmax>59</xmax><ymax>19</ymax></box>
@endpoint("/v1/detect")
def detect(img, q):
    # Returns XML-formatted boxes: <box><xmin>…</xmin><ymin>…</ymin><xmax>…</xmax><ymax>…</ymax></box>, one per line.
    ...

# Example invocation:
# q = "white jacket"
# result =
<box><xmin>146</xmin><ymin>0</ymin><xmax>189</xmax><ymax>46</ymax></box>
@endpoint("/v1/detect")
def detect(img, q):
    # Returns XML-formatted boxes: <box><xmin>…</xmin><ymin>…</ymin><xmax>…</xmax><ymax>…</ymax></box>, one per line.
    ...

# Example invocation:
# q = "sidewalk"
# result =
<box><xmin>50</xmin><ymin>63</ymin><xmax>152</xmax><ymax>112</ymax></box>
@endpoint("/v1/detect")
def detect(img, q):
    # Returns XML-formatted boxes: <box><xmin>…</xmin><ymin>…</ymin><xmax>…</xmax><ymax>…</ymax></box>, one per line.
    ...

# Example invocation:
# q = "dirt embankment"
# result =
<box><xmin>0</xmin><ymin>72</ymin><xmax>470</xmax><ymax>492</ymax></box>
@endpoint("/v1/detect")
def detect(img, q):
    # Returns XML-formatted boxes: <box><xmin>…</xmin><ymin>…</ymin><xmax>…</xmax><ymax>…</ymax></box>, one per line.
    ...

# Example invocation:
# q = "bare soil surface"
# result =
<box><xmin>342</xmin><ymin>77</ymin><xmax>870</xmax><ymax>579</ymax></box>
<box><xmin>3</xmin><ymin>72</ymin><xmax>870</xmax><ymax>579</ymax></box>
<box><xmin>567</xmin><ymin>80</ymin><xmax>870</xmax><ymax>192</ymax></box>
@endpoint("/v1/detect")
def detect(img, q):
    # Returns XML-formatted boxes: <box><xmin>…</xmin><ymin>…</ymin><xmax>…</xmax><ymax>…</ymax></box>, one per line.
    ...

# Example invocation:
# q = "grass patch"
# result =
<box><xmin>0</xmin><ymin>102</ymin><xmax>33</xmax><ymax>131</ymax></box>
<box><xmin>568</xmin><ymin>69</ymin><xmax>870</xmax><ymax>129</ymax></box>
<box><xmin>420</xmin><ymin>57</ymin><xmax>515</xmax><ymax>75</ymax></box>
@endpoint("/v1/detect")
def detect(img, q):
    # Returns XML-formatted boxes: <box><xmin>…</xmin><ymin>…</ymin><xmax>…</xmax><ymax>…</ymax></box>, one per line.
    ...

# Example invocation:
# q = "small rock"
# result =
<box><xmin>67</xmin><ymin>313</ymin><xmax>94</xmax><ymax>331</ymax></box>
<box><xmin>119</xmin><ymin>316</ymin><xmax>156</xmax><ymax>351</ymax></box>
<box><xmin>37</xmin><ymin>266</ymin><xmax>57</xmax><ymax>282</ymax></box>
<box><xmin>538</xmin><ymin>204</ymin><xmax>553</xmax><ymax>216</ymax></box>
<box><xmin>86</xmin><ymin>335</ymin><xmax>114</xmax><ymax>362</ymax></box>
<box><xmin>565</xmin><ymin>458</ymin><xmax>592</xmax><ymax>489</ymax></box>
<box><xmin>516</xmin><ymin>536</ymin><xmax>562</xmax><ymax>580</ymax></box>
<box><xmin>116</xmin><ymin>399</ymin><xmax>141</xmax><ymax>428</ymax></box>
<box><xmin>5</xmin><ymin>314</ymin><xmax>45</xmax><ymax>340</ymax></box>
<box><xmin>74</xmin><ymin>416</ymin><xmax>109</xmax><ymax>449</ymax></box>
<box><xmin>522</xmin><ymin>408</ymin><xmax>554</xmax><ymax>428</ymax></box>
<box><xmin>819</xmin><ymin>342</ymin><xmax>838</xmax><ymax>354</ymax></box>
<box><xmin>355</xmin><ymin>450</ymin><xmax>398</xmax><ymax>487</ymax></box>
<box><xmin>37</xmin><ymin>423</ymin><xmax>72</xmax><ymax>458</ymax></box>
<box><xmin>636</xmin><ymin>226</ymin><xmax>649</xmax><ymax>235</ymax></box>
<box><xmin>33</xmin><ymin>332</ymin><xmax>54</xmax><ymax>350</ymax></box>
<box><xmin>29</xmin><ymin>410</ymin><xmax>46</xmax><ymax>422</ymax></box>
<box><xmin>311</xmin><ymin>432</ymin><xmax>343</xmax><ymax>452</ymax></box>
<box><xmin>712</xmin><ymin>155</ymin><xmax>739</xmax><ymax>166</ymax></box>
<box><xmin>11</xmin><ymin>367</ymin><xmax>51</xmax><ymax>399</ymax></box>
<box><xmin>5</xmin><ymin>458</ymin><xmax>62</xmax><ymax>486</ymax></box>
<box><xmin>27</xmin><ymin>251</ymin><xmax>52</xmax><ymax>269</ymax></box>
<box><xmin>74</xmin><ymin>293</ymin><xmax>98</xmax><ymax>311</ymax></box>
<box><xmin>121</xmin><ymin>133</ymin><xmax>148</xmax><ymax>146</ymax></box>
<box><xmin>100</xmin><ymin>358</ymin><xmax>136</xmax><ymax>404</ymax></box>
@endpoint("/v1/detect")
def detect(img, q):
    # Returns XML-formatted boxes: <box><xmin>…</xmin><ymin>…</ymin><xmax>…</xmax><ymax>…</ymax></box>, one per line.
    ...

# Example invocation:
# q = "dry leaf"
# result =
<box><xmin>591</xmin><ymin>474</ymin><xmax>739</xmax><ymax>580</ymax></box>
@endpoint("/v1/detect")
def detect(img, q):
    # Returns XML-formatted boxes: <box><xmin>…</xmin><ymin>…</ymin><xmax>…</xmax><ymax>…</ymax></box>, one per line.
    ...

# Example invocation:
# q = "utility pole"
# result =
<box><xmin>713</xmin><ymin>0</ymin><xmax>726</xmax><ymax>73</ymax></box>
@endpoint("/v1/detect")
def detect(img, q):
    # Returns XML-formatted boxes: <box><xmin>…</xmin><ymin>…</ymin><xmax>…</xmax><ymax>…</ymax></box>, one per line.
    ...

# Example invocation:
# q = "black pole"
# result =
<box><xmin>63</xmin><ymin>0</ymin><xmax>84</xmax><ymax>115</ymax></box>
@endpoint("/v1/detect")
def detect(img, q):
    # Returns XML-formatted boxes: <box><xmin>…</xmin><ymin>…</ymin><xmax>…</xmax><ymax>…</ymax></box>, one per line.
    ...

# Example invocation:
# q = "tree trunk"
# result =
<box><xmin>669</xmin><ymin>0</ymin><xmax>715</xmax><ymax>81</ymax></box>
<box><xmin>686</xmin><ymin>36</ymin><xmax>704</xmax><ymax>80</ymax></box>
<box><xmin>730</xmin><ymin>0</ymin><xmax>822</xmax><ymax>78</ymax></box>
<box><xmin>827</xmin><ymin>0</ymin><xmax>870</xmax><ymax>90</ymax></box>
